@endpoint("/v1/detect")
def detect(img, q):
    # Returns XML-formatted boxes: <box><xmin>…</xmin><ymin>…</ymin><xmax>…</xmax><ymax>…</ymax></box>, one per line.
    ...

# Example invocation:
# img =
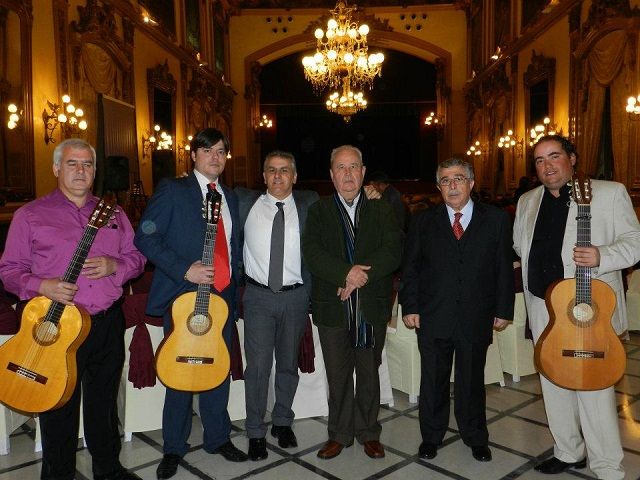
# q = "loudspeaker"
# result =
<box><xmin>104</xmin><ymin>156</ymin><xmax>130</xmax><ymax>191</ymax></box>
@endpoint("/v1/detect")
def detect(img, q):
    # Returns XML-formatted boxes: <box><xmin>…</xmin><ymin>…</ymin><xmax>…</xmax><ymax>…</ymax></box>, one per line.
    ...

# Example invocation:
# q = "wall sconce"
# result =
<box><xmin>258</xmin><ymin>114</ymin><xmax>273</xmax><ymax>129</ymax></box>
<box><xmin>466</xmin><ymin>140</ymin><xmax>487</xmax><ymax>157</ymax></box>
<box><xmin>178</xmin><ymin>135</ymin><xmax>193</xmax><ymax>163</ymax></box>
<box><xmin>490</xmin><ymin>46</ymin><xmax>502</xmax><ymax>61</ymax></box>
<box><xmin>625</xmin><ymin>95</ymin><xmax>640</xmax><ymax>120</ymax></box>
<box><xmin>141</xmin><ymin>9</ymin><xmax>158</xmax><ymax>26</ymax></box>
<box><xmin>7</xmin><ymin>104</ymin><xmax>22</xmax><ymax>129</ymax></box>
<box><xmin>226</xmin><ymin>151</ymin><xmax>232</xmax><ymax>160</ymax></box>
<box><xmin>142</xmin><ymin>125</ymin><xmax>173</xmax><ymax>159</ymax></box>
<box><xmin>528</xmin><ymin>117</ymin><xmax>560</xmax><ymax>146</ymax></box>
<box><xmin>497</xmin><ymin>129</ymin><xmax>524</xmax><ymax>154</ymax></box>
<box><xmin>424</xmin><ymin>111</ymin><xmax>444</xmax><ymax>127</ymax></box>
<box><xmin>42</xmin><ymin>94</ymin><xmax>88</xmax><ymax>144</ymax></box>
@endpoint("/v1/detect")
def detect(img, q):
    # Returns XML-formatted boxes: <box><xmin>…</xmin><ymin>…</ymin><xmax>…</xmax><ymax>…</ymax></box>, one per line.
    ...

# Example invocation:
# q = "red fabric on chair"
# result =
<box><xmin>122</xmin><ymin>292</ymin><xmax>163</xmax><ymax>389</ymax></box>
<box><xmin>230</xmin><ymin>321</ymin><xmax>244</xmax><ymax>380</ymax></box>
<box><xmin>298</xmin><ymin>317</ymin><xmax>315</xmax><ymax>374</ymax></box>
<box><xmin>0</xmin><ymin>282</ymin><xmax>18</xmax><ymax>334</ymax></box>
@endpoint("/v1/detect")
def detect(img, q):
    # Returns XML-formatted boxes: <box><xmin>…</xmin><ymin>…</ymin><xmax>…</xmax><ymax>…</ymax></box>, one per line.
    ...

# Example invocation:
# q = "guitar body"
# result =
<box><xmin>535</xmin><ymin>278</ymin><xmax>626</xmax><ymax>390</ymax></box>
<box><xmin>155</xmin><ymin>291</ymin><xmax>230</xmax><ymax>392</ymax></box>
<box><xmin>0</xmin><ymin>296</ymin><xmax>91</xmax><ymax>413</ymax></box>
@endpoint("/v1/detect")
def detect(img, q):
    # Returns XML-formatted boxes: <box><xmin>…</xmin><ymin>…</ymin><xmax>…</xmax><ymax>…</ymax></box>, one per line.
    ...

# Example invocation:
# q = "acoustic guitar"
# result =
<box><xmin>0</xmin><ymin>199</ymin><xmax>115</xmax><ymax>413</ymax></box>
<box><xmin>155</xmin><ymin>185</ymin><xmax>230</xmax><ymax>392</ymax></box>
<box><xmin>534</xmin><ymin>173</ymin><xmax>626</xmax><ymax>390</ymax></box>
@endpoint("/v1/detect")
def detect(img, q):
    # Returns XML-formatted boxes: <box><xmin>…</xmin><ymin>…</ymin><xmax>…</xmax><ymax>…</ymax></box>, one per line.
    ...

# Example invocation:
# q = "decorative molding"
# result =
<box><xmin>523</xmin><ymin>50</ymin><xmax>556</xmax><ymax>87</ymax></box>
<box><xmin>148</xmin><ymin>60</ymin><xmax>177</xmax><ymax>96</ymax></box>
<box><xmin>582</xmin><ymin>0</ymin><xmax>637</xmax><ymax>35</ymax></box>
<box><xmin>302</xmin><ymin>10</ymin><xmax>393</xmax><ymax>35</ymax></box>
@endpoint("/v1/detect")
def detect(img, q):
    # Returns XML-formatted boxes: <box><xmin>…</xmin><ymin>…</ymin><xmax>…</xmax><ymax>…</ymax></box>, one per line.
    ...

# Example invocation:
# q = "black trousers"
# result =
<box><xmin>417</xmin><ymin>333</ymin><xmax>490</xmax><ymax>447</ymax></box>
<box><xmin>317</xmin><ymin>322</ymin><xmax>386</xmax><ymax>446</ymax></box>
<box><xmin>40</xmin><ymin>302</ymin><xmax>125</xmax><ymax>480</ymax></box>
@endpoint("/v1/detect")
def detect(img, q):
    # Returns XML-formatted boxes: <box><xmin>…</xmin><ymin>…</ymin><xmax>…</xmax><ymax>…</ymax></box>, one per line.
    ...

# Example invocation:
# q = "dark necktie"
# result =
<box><xmin>210</xmin><ymin>183</ymin><xmax>230</xmax><ymax>291</ymax></box>
<box><xmin>268</xmin><ymin>202</ymin><xmax>285</xmax><ymax>292</ymax></box>
<box><xmin>453</xmin><ymin>212</ymin><xmax>464</xmax><ymax>240</ymax></box>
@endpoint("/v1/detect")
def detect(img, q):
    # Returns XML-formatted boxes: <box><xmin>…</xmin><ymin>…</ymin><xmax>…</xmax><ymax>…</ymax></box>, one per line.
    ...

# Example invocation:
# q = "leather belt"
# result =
<box><xmin>246</xmin><ymin>276</ymin><xmax>303</xmax><ymax>292</ymax></box>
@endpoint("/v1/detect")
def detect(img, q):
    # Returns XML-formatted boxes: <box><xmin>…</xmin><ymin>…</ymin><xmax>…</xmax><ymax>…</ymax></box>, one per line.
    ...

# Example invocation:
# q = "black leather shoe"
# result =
<box><xmin>156</xmin><ymin>454</ymin><xmax>181</xmax><ymax>479</ymax></box>
<box><xmin>248</xmin><ymin>438</ymin><xmax>268</xmax><ymax>461</ymax></box>
<box><xmin>535</xmin><ymin>456</ymin><xmax>587</xmax><ymax>474</ymax></box>
<box><xmin>418</xmin><ymin>442</ymin><xmax>437</xmax><ymax>459</ymax></box>
<box><xmin>213</xmin><ymin>440</ymin><xmax>249</xmax><ymax>462</ymax></box>
<box><xmin>94</xmin><ymin>468</ymin><xmax>142</xmax><ymax>480</ymax></box>
<box><xmin>271</xmin><ymin>425</ymin><xmax>298</xmax><ymax>448</ymax></box>
<box><xmin>471</xmin><ymin>445</ymin><xmax>492</xmax><ymax>462</ymax></box>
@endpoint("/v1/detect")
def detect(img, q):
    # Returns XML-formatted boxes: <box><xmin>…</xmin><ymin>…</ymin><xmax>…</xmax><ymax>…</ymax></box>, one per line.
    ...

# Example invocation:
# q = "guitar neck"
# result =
<box><xmin>194</xmin><ymin>223</ymin><xmax>217</xmax><ymax>315</ymax></box>
<box><xmin>45</xmin><ymin>225</ymin><xmax>100</xmax><ymax>324</ymax></box>
<box><xmin>575</xmin><ymin>203</ymin><xmax>592</xmax><ymax>305</ymax></box>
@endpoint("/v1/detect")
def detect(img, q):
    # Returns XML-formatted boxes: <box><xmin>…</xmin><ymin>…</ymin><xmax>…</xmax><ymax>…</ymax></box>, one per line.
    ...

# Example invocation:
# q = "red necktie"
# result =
<box><xmin>210</xmin><ymin>183</ymin><xmax>231</xmax><ymax>291</ymax></box>
<box><xmin>453</xmin><ymin>212</ymin><xmax>464</xmax><ymax>240</ymax></box>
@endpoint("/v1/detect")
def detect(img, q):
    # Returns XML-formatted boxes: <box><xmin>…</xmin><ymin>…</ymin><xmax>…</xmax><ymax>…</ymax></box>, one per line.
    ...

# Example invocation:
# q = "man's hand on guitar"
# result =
<box><xmin>403</xmin><ymin>313</ymin><xmax>420</xmax><ymax>329</ymax></box>
<box><xmin>493</xmin><ymin>317</ymin><xmax>511</xmax><ymax>331</ymax></box>
<box><xmin>185</xmin><ymin>261</ymin><xmax>215</xmax><ymax>284</ymax></box>
<box><xmin>39</xmin><ymin>278</ymin><xmax>78</xmax><ymax>305</ymax></box>
<box><xmin>83</xmin><ymin>256</ymin><xmax>117</xmax><ymax>279</ymax></box>
<box><xmin>573</xmin><ymin>245</ymin><xmax>600</xmax><ymax>267</ymax></box>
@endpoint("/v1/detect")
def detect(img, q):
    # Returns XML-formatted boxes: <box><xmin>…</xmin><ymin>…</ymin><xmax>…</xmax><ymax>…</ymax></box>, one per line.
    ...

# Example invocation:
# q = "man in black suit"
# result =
<box><xmin>236</xmin><ymin>151</ymin><xmax>318</xmax><ymax>461</ymax></box>
<box><xmin>135</xmin><ymin>128</ymin><xmax>247</xmax><ymax>479</ymax></box>
<box><xmin>399</xmin><ymin>157</ymin><xmax>514</xmax><ymax>462</ymax></box>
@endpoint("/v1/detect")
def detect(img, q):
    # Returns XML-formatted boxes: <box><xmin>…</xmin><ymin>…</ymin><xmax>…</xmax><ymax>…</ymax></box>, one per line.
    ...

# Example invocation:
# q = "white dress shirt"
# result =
<box><xmin>445</xmin><ymin>198</ymin><xmax>474</xmax><ymax>230</ymax></box>
<box><xmin>338</xmin><ymin>192</ymin><xmax>362</xmax><ymax>224</ymax></box>
<box><xmin>194</xmin><ymin>169</ymin><xmax>232</xmax><ymax>271</ymax></box>
<box><xmin>243</xmin><ymin>192</ymin><xmax>303</xmax><ymax>287</ymax></box>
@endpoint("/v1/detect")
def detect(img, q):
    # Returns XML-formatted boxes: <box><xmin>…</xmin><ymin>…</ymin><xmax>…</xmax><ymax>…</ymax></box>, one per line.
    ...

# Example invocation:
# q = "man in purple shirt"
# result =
<box><xmin>0</xmin><ymin>138</ymin><xmax>145</xmax><ymax>480</ymax></box>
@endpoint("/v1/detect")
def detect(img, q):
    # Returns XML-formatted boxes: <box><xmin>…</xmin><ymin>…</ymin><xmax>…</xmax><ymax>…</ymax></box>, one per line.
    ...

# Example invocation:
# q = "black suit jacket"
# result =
<box><xmin>135</xmin><ymin>173</ymin><xmax>241</xmax><ymax>317</ymax></box>
<box><xmin>399</xmin><ymin>202</ymin><xmax>514</xmax><ymax>344</ymax></box>
<box><xmin>235</xmin><ymin>187</ymin><xmax>319</xmax><ymax>295</ymax></box>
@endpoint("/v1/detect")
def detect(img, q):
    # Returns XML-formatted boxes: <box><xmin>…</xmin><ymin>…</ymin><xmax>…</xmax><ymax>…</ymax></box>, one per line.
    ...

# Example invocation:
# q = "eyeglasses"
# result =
<box><xmin>438</xmin><ymin>176</ymin><xmax>469</xmax><ymax>187</ymax></box>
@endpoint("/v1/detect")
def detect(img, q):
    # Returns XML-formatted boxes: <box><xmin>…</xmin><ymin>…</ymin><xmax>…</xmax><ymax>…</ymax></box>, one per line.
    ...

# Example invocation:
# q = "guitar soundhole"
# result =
<box><xmin>187</xmin><ymin>313</ymin><xmax>212</xmax><ymax>336</ymax></box>
<box><xmin>33</xmin><ymin>320</ymin><xmax>60</xmax><ymax>346</ymax></box>
<box><xmin>570</xmin><ymin>302</ymin><xmax>595</xmax><ymax>326</ymax></box>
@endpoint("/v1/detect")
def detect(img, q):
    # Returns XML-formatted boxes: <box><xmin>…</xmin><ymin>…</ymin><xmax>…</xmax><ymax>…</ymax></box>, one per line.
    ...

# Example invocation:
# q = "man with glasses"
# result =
<box><xmin>135</xmin><ymin>128</ymin><xmax>247</xmax><ymax>479</ymax></box>
<box><xmin>400</xmin><ymin>157</ymin><xmax>514</xmax><ymax>462</ymax></box>
<box><xmin>302</xmin><ymin>145</ymin><xmax>401</xmax><ymax>460</ymax></box>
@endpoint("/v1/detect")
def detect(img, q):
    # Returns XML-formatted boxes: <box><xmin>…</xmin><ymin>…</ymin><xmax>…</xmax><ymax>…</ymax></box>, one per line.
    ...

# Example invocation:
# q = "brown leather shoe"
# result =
<box><xmin>317</xmin><ymin>440</ymin><xmax>344</xmax><ymax>459</ymax></box>
<box><xmin>363</xmin><ymin>440</ymin><xmax>385</xmax><ymax>458</ymax></box>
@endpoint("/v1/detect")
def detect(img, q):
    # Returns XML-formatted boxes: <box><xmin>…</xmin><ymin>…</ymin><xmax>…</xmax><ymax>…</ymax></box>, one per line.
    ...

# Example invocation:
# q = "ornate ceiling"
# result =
<box><xmin>230</xmin><ymin>0</ymin><xmax>452</xmax><ymax>8</ymax></box>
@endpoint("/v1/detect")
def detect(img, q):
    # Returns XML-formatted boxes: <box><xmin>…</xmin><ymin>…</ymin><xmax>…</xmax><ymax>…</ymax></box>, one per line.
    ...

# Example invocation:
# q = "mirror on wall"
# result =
<box><xmin>147</xmin><ymin>62</ymin><xmax>176</xmax><ymax>187</ymax></box>
<box><xmin>524</xmin><ymin>51</ymin><xmax>556</xmax><ymax>128</ymax></box>
<box><xmin>0</xmin><ymin>1</ymin><xmax>34</xmax><ymax>202</ymax></box>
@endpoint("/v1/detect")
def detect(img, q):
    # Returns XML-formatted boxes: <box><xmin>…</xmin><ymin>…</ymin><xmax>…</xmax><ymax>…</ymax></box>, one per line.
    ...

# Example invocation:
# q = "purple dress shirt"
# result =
<box><xmin>0</xmin><ymin>189</ymin><xmax>145</xmax><ymax>314</ymax></box>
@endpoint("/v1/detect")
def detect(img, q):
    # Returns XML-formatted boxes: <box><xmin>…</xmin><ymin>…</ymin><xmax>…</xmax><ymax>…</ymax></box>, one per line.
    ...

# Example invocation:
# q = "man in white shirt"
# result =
<box><xmin>239</xmin><ymin>151</ymin><xmax>319</xmax><ymax>460</ymax></box>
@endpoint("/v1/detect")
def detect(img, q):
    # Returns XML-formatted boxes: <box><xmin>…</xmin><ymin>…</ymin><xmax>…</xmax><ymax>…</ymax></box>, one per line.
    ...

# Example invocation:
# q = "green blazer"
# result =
<box><xmin>302</xmin><ymin>194</ymin><xmax>401</xmax><ymax>327</ymax></box>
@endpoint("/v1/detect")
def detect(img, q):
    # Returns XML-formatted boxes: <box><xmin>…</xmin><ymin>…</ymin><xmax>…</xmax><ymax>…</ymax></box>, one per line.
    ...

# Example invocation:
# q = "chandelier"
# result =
<box><xmin>302</xmin><ymin>0</ymin><xmax>384</xmax><ymax>94</ymax></box>
<box><xmin>528</xmin><ymin>117</ymin><xmax>559</xmax><ymax>146</ymax></box>
<box><xmin>326</xmin><ymin>76</ymin><xmax>367</xmax><ymax>123</ymax></box>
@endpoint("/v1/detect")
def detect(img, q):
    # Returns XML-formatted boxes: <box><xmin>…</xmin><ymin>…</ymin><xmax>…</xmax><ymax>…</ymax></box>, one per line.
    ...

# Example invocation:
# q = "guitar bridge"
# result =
<box><xmin>7</xmin><ymin>362</ymin><xmax>48</xmax><ymax>384</ymax></box>
<box><xmin>176</xmin><ymin>356</ymin><xmax>214</xmax><ymax>365</ymax></box>
<box><xmin>562</xmin><ymin>349</ymin><xmax>604</xmax><ymax>359</ymax></box>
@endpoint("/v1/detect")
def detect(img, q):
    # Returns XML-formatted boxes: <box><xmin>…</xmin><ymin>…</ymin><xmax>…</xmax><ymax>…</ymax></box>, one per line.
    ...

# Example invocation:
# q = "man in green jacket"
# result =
<box><xmin>302</xmin><ymin>145</ymin><xmax>401</xmax><ymax>460</ymax></box>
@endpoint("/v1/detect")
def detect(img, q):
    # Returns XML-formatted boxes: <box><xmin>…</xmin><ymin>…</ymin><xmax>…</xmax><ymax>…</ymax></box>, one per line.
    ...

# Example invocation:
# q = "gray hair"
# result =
<box><xmin>330</xmin><ymin>145</ymin><xmax>363</xmax><ymax>167</ymax></box>
<box><xmin>53</xmin><ymin>138</ymin><xmax>96</xmax><ymax>167</ymax></box>
<box><xmin>264</xmin><ymin>150</ymin><xmax>296</xmax><ymax>174</ymax></box>
<box><xmin>436</xmin><ymin>157</ymin><xmax>474</xmax><ymax>183</ymax></box>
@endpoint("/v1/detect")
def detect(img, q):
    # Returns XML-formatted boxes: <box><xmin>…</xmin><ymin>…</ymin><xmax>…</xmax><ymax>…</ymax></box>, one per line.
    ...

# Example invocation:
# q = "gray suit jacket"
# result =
<box><xmin>513</xmin><ymin>180</ymin><xmax>640</xmax><ymax>334</ymax></box>
<box><xmin>235</xmin><ymin>187</ymin><xmax>319</xmax><ymax>295</ymax></box>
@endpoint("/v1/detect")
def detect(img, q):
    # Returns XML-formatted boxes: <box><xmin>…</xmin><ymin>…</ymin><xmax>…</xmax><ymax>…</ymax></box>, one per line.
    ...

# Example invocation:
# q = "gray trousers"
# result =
<box><xmin>317</xmin><ymin>322</ymin><xmax>386</xmax><ymax>446</ymax></box>
<box><xmin>243</xmin><ymin>284</ymin><xmax>309</xmax><ymax>439</ymax></box>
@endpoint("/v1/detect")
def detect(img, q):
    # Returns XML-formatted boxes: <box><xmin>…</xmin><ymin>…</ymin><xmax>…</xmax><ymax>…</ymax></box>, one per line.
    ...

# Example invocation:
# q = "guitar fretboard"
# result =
<box><xmin>575</xmin><ymin>203</ymin><xmax>592</xmax><ymax>305</ymax></box>
<box><xmin>194</xmin><ymin>223</ymin><xmax>217</xmax><ymax>316</ymax></box>
<box><xmin>45</xmin><ymin>226</ymin><xmax>99</xmax><ymax>325</ymax></box>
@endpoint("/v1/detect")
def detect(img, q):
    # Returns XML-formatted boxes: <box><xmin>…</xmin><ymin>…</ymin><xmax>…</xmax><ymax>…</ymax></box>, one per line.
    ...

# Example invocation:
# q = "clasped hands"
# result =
<box><xmin>337</xmin><ymin>264</ymin><xmax>371</xmax><ymax>301</ymax></box>
<box><xmin>39</xmin><ymin>256</ymin><xmax>117</xmax><ymax>305</ymax></box>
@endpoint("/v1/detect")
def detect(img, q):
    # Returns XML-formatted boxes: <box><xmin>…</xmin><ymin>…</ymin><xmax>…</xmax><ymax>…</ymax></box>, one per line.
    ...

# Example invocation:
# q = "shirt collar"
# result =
<box><xmin>193</xmin><ymin>169</ymin><xmax>219</xmax><ymax>194</ymax></box>
<box><xmin>445</xmin><ymin>198</ymin><xmax>474</xmax><ymax>219</ymax></box>
<box><xmin>338</xmin><ymin>192</ymin><xmax>361</xmax><ymax>209</ymax></box>
<box><xmin>265</xmin><ymin>191</ymin><xmax>293</xmax><ymax>206</ymax></box>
